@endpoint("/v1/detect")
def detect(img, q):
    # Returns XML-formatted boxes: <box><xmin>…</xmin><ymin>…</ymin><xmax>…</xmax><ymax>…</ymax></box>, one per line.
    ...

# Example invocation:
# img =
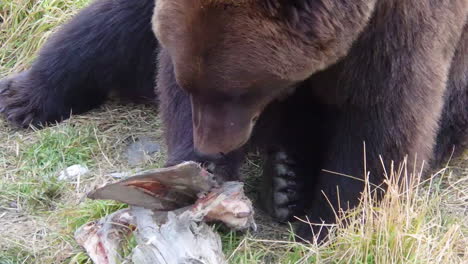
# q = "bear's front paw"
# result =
<box><xmin>0</xmin><ymin>72</ymin><xmax>45</xmax><ymax>127</ymax></box>
<box><xmin>260</xmin><ymin>151</ymin><xmax>305</xmax><ymax>222</ymax></box>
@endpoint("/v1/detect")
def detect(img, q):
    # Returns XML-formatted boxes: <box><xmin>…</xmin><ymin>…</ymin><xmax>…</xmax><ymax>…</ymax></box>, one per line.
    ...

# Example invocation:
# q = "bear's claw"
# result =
<box><xmin>0</xmin><ymin>72</ymin><xmax>43</xmax><ymax>127</ymax></box>
<box><xmin>261</xmin><ymin>151</ymin><xmax>305</xmax><ymax>223</ymax></box>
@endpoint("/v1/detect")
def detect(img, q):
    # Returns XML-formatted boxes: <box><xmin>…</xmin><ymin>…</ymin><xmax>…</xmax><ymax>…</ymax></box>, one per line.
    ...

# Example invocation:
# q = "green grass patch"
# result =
<box><xmin>0</xmin><ymin>176</ymin><xmax>63</xmax><ymax>210</ymax></box>
<box><xmin>21</xmin><ymin>124</ymin><xmax>98</xmax><ymax>175</ymax></box>
<box><xmin>0</xmin><ymin>248</ymin><xmax>36</xmax><ymax>264</ymax></box>
<box><xmin>0</xmin><ymin>124</ymin><xmax>98</xmax><ymax>210</ymax></box>
<box><xmin>60</xmin><ymin>200</ymin><xmax>128</xmax><ymax>232</ymax></box>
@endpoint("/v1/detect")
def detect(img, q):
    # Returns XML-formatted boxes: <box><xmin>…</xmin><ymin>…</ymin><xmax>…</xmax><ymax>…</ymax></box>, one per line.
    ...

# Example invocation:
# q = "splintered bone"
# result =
<box><xmin>87</xmin><ymin>161</ymin><xmax>218</xmax><ymax>210</ymax></box>
<box><xmin>75</xmin><ymin>161</ymin><xmax>256</xmax><ymax>264</ymax></box>
<box><xmin>74</xmin><ymin>209</ymin><xmax>135</xmax><ymax>264</ymax></box>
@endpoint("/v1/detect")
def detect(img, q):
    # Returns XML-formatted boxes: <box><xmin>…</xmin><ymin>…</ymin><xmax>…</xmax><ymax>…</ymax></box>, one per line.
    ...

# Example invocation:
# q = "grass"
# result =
<box><xmin>0</xmin><ymin>0</ymin><xmax>467</xmax><ymax>263</ymax></box>
<box><xmin>225</xmin><ymin>160</ymin><xmax>468</xmax><ymax>263</ymax></box>
<box><xmin>0</xmin><ymin>0</ymin><xmax>91</xmax><ymax>76</ymax></box>
<box><xmin>0</xmin><ymin>124</ymin><xmax>98</xmax><ymax>210</ymax></box>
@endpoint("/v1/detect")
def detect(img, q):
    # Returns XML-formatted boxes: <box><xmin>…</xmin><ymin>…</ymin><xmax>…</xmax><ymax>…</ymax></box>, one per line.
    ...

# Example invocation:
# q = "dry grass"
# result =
<box><xmin>0</xmin><ymin>0</ymin><xmax>91</xmax><ymax>76</ymax></box>
<box><xmin>227</xmin><ymin>157</ymin><xmax>468</xmax><ymax>264</ymax></box>
<box><xmin>0</xmin><ymin>102</ymin><xmax>166</xmax><ymax>263</ymax></box>
<box><xmin>0</xmin><ymin>0</ymin><xmax>467</xmax><ymax>263</ymax></box>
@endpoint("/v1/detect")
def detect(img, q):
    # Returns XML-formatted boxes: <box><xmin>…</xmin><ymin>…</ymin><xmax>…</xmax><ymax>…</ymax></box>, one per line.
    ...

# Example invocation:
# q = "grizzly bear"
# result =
<box><xmin>1</xmin><ymin>0</ymin><xmax>467</xmax><ymax>241</ymax></box>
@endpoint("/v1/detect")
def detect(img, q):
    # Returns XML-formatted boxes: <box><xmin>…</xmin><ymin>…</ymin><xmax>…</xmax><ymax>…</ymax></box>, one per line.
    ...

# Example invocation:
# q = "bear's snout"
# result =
<box><xmin>191</xmin><ymin>99</ymin><xmax>255</xmax><ymax>156</ymax></box>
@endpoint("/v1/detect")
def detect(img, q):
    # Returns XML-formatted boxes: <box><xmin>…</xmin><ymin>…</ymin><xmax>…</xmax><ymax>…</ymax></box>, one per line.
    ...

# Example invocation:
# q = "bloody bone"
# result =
<box><xmin>75</xmin><ymin>162</ymin><xmax>255</xmax><ymax>264</ymax></box>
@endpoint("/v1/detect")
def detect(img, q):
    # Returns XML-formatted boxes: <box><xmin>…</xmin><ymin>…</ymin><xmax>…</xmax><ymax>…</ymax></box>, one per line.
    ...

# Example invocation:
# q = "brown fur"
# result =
<box><xmin>153</xmin><ymin>0</ymin><xmax>380</xmax><ymax>155</ymax></box>
<box><xmin>154</xmin><ymin>0</ymin><xmax>468</xmax><ymax>241</ymax></box>
<box><xmin>0</xmin><ymin>0</ymin><xmax>466</xmax><ymax>242</ymax></box>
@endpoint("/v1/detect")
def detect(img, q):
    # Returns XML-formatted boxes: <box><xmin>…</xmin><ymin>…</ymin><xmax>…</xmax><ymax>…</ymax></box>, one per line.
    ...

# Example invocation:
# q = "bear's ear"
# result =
<box><xmin>152</xmin><ymin>0</ymin><xmax>198</xmax><ymax>44</ymax></box>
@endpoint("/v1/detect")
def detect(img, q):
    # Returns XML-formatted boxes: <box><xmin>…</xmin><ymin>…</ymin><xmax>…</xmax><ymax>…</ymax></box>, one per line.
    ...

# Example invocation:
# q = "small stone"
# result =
<box><xmin>8</xmin><ymin>201</ymin><xmax>17</xmax><ymax>209</ymax></box>
<box><xmin>124</xmin><ymin>137</ymin><xmax>161</xmax><ymax>166</ymax></box>
<box><xmin>58</xmin><ymin>165</ymin><xmax>89</xmax><ymax>181</ymax></box>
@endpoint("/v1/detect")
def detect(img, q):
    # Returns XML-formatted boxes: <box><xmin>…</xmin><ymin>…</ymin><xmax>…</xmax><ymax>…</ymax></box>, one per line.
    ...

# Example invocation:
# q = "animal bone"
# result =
<box><xmin>75</xmin><ymin>162</ymin><xmax>255</xmax><ymax>264</ymax></box>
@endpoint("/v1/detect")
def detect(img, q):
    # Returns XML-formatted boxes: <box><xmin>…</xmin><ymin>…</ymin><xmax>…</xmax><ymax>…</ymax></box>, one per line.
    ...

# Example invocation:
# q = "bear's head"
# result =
<box><xmin>153</xmin><ymin>0</ymin><xmax>376</xmax><ymax>156</ymax></box>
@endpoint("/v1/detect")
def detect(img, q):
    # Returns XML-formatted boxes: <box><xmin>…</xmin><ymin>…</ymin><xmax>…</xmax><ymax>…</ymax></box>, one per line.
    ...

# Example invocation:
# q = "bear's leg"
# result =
<box><xmin>293</xmin><ymin>5</ymin><xmax>466</xmax><ymax>240</ymax></box>
<box><xmin>257</xmin><ymin>89</ymin><xmax>332</xmax><ymax>223</ymax></box>
<box><xmin>0</xmin><ymin>0</ymin><xmax>158</xmax><ymax>127</ymax></box>
<box><xmin>294</xmin><ymin>106</ymin><xmax>442</xmax><ymax>241</ymax></box>
<box><xmin>434</xmin><ymin>23</ymin><xmax>468</xmax><ymax>164</ymax></box>
<box><xmin>295</xmin><ymin>81</ymin><xmax>449</xmax><ymax>242</ymax></box>
<box><xmin>157</xmin><ymin>49</ymin><xmax>244</xmax><ymax>182</ymax></box>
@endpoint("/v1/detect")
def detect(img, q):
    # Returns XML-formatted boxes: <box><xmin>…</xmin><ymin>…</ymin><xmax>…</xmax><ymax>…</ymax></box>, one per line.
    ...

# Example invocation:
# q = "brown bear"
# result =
<box><xmin>0</xmin><ymin>0</ymin><xmax>467</xmax><ymax>241</ymax></box>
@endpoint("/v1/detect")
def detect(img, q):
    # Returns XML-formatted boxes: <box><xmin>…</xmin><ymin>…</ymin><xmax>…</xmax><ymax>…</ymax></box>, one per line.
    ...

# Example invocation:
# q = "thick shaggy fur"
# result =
<box><xmin>0</xmin><ymin>0</ymin><xmax>157</xmax><ymax>126</ymax></box>
<box><xmin>1</xmin><ymin>0</ymin><xmax>467</xmax><ymax>241</ymax></box>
